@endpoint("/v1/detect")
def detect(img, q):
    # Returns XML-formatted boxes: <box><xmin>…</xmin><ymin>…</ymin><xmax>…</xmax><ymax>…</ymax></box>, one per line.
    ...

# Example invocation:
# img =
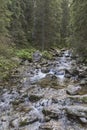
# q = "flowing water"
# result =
<box><xmin>0</xmin><ymin>50</ymin><xmax>87</xmax><ymax>130</ymax></box>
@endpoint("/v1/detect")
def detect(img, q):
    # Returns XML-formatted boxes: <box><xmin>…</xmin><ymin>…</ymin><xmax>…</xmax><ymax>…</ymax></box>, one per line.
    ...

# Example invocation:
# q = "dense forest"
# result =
<box><xmin>0</xmin><ymin>0</ymin><xmax>87</xmax><ymax>47</ymax></box>
<box><xmin>0</xmin><ymin>0</ymin><xmax>87</xmax><ymax>50</ymax></box>
<box><xmin>0</xmin><ymin>0</ymin><xmax>87</xmax><ymax>77</ymax></box>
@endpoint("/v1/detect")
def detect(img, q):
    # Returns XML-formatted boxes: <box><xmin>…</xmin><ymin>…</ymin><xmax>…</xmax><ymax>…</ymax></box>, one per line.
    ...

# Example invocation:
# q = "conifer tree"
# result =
<box><xmin>70</xmin><ymin>0</ymin><xmax>87</xmax><ymax>57</ymax></box>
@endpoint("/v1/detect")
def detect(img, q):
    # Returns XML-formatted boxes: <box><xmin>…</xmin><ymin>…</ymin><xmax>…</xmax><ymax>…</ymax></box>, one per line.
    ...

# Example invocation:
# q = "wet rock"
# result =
<box><xmin>39</xmin><ymin>99</ymin><xmax>52</xmax><ymax>107</ymax></box>
<box><xmin>17</xmin><ymin>105</ymin><xmax>32</xmax><ymax>112</ymax></box>
<box><xmin>54</xmin><ymin>69</ymin><xmax>65</xmax><ymax>75</ymax></box>
<box><xmin>52</xmin><ymin>97</ymin><xmax>72</xmax><ymax>106</ymax></box>
<box><xmin>70</xmin><ymin>68</ymin><xmax>79</xmax><ymax>76</ymax></box>
<box><xmin>79</xmin><ymin>117</ymin><xmax>87</xmax><ymax>124</ymax></box>
<box><xmin>49</xmin><ymin>48</ymin><xmax>60</xmax><ymax>56</ymax></box>
<box><xmin>36</xmin><ymin>64</ymin><xmax>41</xmax><ymax>69</ymax></box>
<box><xmin>11</xmin><ymin>98</ymin><xmax>24</xmax><ymax>106</ymax></box>
<box><xmin>44</xmin><ymin>116</ymin><xmax>51</xmax><ymax>122</ymax></box>
<box><xmin>19</xmin><ymin>115</ymin><xmax>38</xmax><ymax>127</ymax></box>
<box><xmin>79</xmin><ymin>71</ymin><xmax>87</xmax><ymax>78</ymax></box>
<box><xmin>61</xmin><ymin>48</ymin><xmax>66</xmax><ymax>51</ymax></box>
<box><xmin>41</xmin><ymin>67</ymin><xmax>50</xmax><ymax>73</ymax></box>
<box><xmin>29</xmin><ymin>94</ymin><xmax>43</xmax><ymax>102</ymax></box>
<box><xmin>1</xmin><ymin>115</ymin><xmax>8</xmax><ymax>122</ymax></box>
<box><xmin>10</xmin><ymin>118</ymin><xmax>19</xmax><ymax>128</ymax></box>
<box><xmin>39</xmin><ymin>120</ymin><xmax>63</xmax><ymax>130</ymax></box>
<box><xmin>65</xmin><ymin>105</ymin><xmax>87</xmax><ymax>119</ymax></box>
<box><xmin>37</xmin><ymin>74</ymin><xmax>59</xmax><ymax>88</ymax></box>
<box><xmin>80</xmin><ymin>79</ymin><xmax>87</xmax><ymax>86</ymax></box>
<box><xmin>65</xmin><ymin>53</ymin><xmax>70</xmax><ymax>57</ymax></box>
<box><xmin>80</xmin><ymin>87</ymin><xmax>87</xmax><ymax>95</ymax></box>
<box><xmin>42</xmin><ymin>105</ymin><xmax>61</xmax><ymax>119</ymax></box>
<box><xmin>39</xmin><ymin>122</ymin><xmax>53</xmax><ymax>130</ymax></box>
<box><xmin>24</xmin><ymin>60</ymin><xmax>30</xmax><ymax>66</ymax></box>
<box><xmin>66</xmin><ymin>85</ymin><xmax>81</xmax><ymax>95</ymax></box>
<box><xmin>40</xmin><ymin>59</ymin><xmax>48</xmax><ymax>66</ymax></box>
<box><xmin>69</xmin><ymin>94</ymin><xmax>87</xmax><ymax>103</ymax></box>
<box><xmin>33</xmin><ymin>51</ymin><xmax>42</xmax><ymax>62</ymax></box>
<box><xmin>65</xmin><ymin>74</ymin><xmax>71</xmax><ymax>78</ymax></box>
<box><xmin>64</xmin><ymin>69</ymin><xmax>71</xmax><ymax>78</ymax></box>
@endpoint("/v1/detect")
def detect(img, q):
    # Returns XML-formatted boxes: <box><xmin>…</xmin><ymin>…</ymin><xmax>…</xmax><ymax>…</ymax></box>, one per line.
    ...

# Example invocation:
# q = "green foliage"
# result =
<box><xmin>42</xmin><ymin>51</ymin><xmax>53</xmax><ymax>60</ymax></box>
<box><xmin>0</xmin><ymin>57</ymin><xmax>17</xmax><ymax>70</ymax></box>
<box><xmin>0</xmin><ymin>0</ymin><xmax>70</xmax><ymax>50</ymax></box>
<box><xmin>9</xmin><ymin>0</ymin><xmax>33</xmax><ymax>45</ymax></box>
<box><xmin>33</xmin><ymin>0</ymin><xmax>62</xmax><ymax>50</ymax></box>
<box><xmin>0</xmin><ymin>0</ymin><xmax>11</xmax><ymax>36</ymax></box>
<box><xmin>0</xmin><ymin>56</ymin><xmax>17</xmax><ymax>80</ymax></box>
<box><xmin>60</xmin><ymin>0</ymin><xmax>70</xmax><ymax>45</ymax></box>
<box><xmin>0</xmin><ymin>42</ymin><xmax>15</xmax><ymax>58</ymax></box>
<box><xmin>0</xmin><ymin>42</ymin><xmax>17</xmax><ymax>80</ymax></box>
<box><xmin>70</xmin><ymin>0</ymin><xmax>87</xmax><ymax>58</ymax></box>
<box><xmin>16</xmin><ymin>48</ymin><xmax>36</xmax><ymax>60</ymax></box>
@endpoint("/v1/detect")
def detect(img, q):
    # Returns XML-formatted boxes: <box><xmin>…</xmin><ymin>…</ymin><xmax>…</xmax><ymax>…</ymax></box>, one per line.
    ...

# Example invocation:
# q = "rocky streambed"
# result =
<box><xmin>0</xmin><ymin>49</ymin><xmax>87</xmax><ymax>130</ymax></box>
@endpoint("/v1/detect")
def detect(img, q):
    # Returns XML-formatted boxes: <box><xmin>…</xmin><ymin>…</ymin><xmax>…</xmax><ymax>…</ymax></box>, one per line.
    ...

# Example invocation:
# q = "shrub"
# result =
<box><xmin>16</xmin><ymin>48</ymin><xmax>36</xmax><ymax>60</ymax></box>
<box><xmin>0</xmin><ymin>56</ymin><xmax>17</xmax><ymax>80</ymax></box>
<box><xmin>42</xmin><ymin>51</ymin><xmax>53</xmax><ymax>59</ymax></box>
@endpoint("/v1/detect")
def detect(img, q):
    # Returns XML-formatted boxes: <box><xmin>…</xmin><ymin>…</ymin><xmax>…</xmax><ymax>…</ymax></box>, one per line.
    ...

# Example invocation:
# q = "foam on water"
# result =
<box><xmin>30</xmin><ymin>50</ymin><xmax>72</xmax><ymax>83</ymax></box>
<box><xmin>30</xmin><ymin>70</ymin><xmax>46</xmax><ymax>82</ymax></box>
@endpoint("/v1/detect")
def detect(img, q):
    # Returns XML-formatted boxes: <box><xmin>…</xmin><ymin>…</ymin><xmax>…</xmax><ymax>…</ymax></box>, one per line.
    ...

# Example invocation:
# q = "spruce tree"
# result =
<box><xmin>70</xmin><ymin>0</ymin><xmax>87</xmax><ymax>57</ymax></box>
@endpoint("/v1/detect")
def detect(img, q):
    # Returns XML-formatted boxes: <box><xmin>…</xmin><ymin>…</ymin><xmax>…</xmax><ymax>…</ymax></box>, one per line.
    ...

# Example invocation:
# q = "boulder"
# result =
<box><xmin>32</xmin><ymin>51</ymin><xmax>42</xmax><ymax>62</ymax></box>
<box><xmin>10</xmin><ymin>118</ymin><xmax>19</xmax><ymax>128</ymax></box>
<box><xmin>70</xmin><ymin>68</ymin><xmax>79</xmax><ymax>76</ymax></box>
<box><xmin>19</xmin><ymin>115</ymin><xmax>38</xmax><ymax>127</ymax></box>
<box><xmin>69</xmin><ymin>94</ymin><xmax>87</xmax><ymax>103</ymax></box>
<box><xmin>49</xmin><ymin>48</ymin><xmax>60</xmax><ymax>56</ymax></box>
<box><xmin>41</xmin><ymin>67</ymin><xmax>50</xmax><ymax>73</ymax></box>
<box><xmin>80</xmin><ymin>79</ymin><xmax>87</xmax><ymax>86</ymax></box>
<box><xmin>64</xmin><ymin>69</ymin><xmax>72</xmax><ymax>78</ymax></box>
<box><xmin>42</xmin><ymin>105</ymin><xmax>61</xmax><ymax>119</ymax></box>
<box><xmin>65</xmin><ymin>105</ymin><xmax>87</xmax><ymax>123</ymax></box>
<box><xmin>79</xmin><ymin>117</ymin><xmax>87</xmax><ymax>123</ymax></box>
<box><xmin>29</xmin><ymin>94</ymin><xmax>43</xmax><ymax>102</ymax></box>
<box><xmin>37</xmin><ymin>74</ymin><xmax>58</xmax><ymax>88</ymax></box>
<box><xmin>79</xmin><ymin>71</ymin><xmax>87</xmax><ymax>78</ymax></box>
<box><xmin>66</xmin><ymin>85</ymin><xmax>81</xmax><ymax>95</ymax></box>
<box><xmin>39</xmin><ymin>120</ymin><xmax>63</xmax><ymax>130</ymax></box>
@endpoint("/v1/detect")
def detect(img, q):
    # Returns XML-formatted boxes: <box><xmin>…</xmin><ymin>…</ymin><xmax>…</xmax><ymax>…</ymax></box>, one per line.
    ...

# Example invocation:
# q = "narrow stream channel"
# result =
<box><xmin>0</xmin><ymin>50</ymin><xmax>87</xmax><ymax>130</ymax></box>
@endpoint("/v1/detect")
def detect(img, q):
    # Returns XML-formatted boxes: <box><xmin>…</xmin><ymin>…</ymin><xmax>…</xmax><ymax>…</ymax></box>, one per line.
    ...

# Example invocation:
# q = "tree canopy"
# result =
<box><xmin>0</xmin><ymin>0</ymin><xmax>87</xmax><ymax>57</ymax></box>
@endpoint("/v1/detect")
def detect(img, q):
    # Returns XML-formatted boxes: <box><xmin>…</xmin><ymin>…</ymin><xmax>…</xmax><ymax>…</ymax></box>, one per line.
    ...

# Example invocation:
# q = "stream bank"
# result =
<box><xmin>0</xmin><ymin>49</ymin><xmax>87</xmax><ymax>130</ymax></box>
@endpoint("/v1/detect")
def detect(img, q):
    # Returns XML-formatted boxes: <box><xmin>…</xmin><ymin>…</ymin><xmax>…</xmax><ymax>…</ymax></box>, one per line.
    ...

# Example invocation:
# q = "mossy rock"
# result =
<box><xmin>19</xmin><ymin>119</ymin><xmax>29</xmax><ymax>127</ymax></box>
<box><xmin>42</xmin><ymin>51</ymin><xmax>53</xmax><ymax>60</ymax></box>
<box><xmin>81</xmin><ymin>96</ymin><xmax>87</xmax><ymax>103</ymax></box>
<box><xmin>29</xmin><ymin>94</ymin><xmax>43</xmax><ymax>102</ymax></box>
<box><xmin>69</xmin><ymin>95</ymin><xmax>87</xmax><ymax>103</ymax></box>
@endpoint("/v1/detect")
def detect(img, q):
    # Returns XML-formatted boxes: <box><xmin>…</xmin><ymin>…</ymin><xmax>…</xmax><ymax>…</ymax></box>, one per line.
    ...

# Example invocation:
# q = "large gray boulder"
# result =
<box><xmin>65</xmin><ymin>105</ymin><xmax>87</xmax><ymax>123</ymax></box>
<box><xmin>32</xmin><ymin>51</ymin><xmax>42</xmax><ymax>62</ymax></box>
<box><xmin>66</xmin><ymin>85</ymin><xmax>81</xmax><ymax>95</ymax></box>
<box><xmin>42</xmin><ymin>105</ymin><xmax>61</xmax><ymax>119</ymax></box>
<box><xmin>39</xmin><ymin>120</ymin><xmax>63</xmax><ymax>130</ymax></box>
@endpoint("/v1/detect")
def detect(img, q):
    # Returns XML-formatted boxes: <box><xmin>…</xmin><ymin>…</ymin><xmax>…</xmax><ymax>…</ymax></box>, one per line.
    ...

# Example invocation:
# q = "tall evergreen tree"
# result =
<box><xmin>9</xmin><ymin>0</ymin><xmax>27</xmax><ymax>45</ymax></box>
<box><xmin>60</xmin><ymin>0</ymin><xmax>70</xmax><ymax>45</ymax></box>
<box><xmin>0</xmin><ymin>0</ymin><xmax>11</xmax><ymax>36</ymax></box>
<box><xmin>32</xmin><ymin>0</ymin><xmax>62</xmax><ymax>50</ymax></box>
<box><xmin>70</xmin><ymin>0</ymin><xmax>87</xmax><ymax>57</ymax></box>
